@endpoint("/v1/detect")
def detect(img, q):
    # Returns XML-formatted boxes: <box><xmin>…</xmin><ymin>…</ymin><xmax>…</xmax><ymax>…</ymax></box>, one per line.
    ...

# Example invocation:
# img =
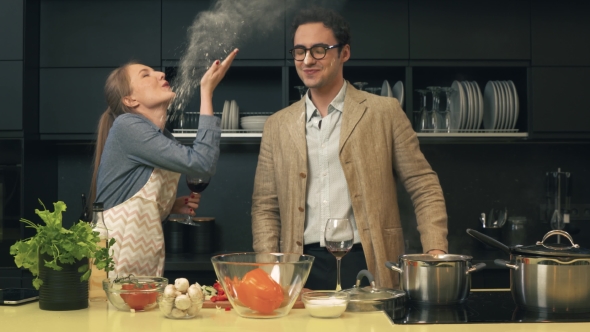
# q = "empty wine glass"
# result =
<box><xmin>294</xmin><ymin>86</ymin><xmax>307</xmax><ymax>99</ymax></box>
<box><xmin>427</xmin><ymin>86</ymin><xmax>441</xmax><ymax>132</ymax></box>
<box><xmin>440</xmin><ymin>87</ymin><xmax>454</xmax><ymax>133</ymax></box>
<box><xmin>353</xmin><ymin>82</ymin><xmax>368</xmax><ymax>91</ymax></box>
<box><xmin>414</xmin><ymin>89</ymin><xmax>429</xmax><ymax>132</ymax></box>
<box><xmin>324</xmin><ymin>218</ymin><xmax>354</xmax><ymax>291</ymax></box>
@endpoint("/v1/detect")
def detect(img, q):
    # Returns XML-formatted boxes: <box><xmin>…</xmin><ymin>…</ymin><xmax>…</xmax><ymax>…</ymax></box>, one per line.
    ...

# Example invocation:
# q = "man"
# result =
<box><xmin>251</xmin><ymin>7</ymin><xmax>448</xmax><ymax>289</ymax></box>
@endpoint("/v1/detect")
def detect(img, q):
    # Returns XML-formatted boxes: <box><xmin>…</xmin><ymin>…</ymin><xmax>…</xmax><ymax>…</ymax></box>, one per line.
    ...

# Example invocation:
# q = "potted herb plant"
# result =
<box><xmin>9</xmin><ymin>200</ymin><xmax>115</xmax><ymax>311</ymax></box>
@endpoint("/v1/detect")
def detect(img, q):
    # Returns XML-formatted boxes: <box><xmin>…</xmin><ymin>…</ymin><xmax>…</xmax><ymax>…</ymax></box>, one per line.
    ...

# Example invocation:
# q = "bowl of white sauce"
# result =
<box><xmin>301</xmin><ymin>291</ymin><xmax>350</xmax><ymax>318</ymax></box>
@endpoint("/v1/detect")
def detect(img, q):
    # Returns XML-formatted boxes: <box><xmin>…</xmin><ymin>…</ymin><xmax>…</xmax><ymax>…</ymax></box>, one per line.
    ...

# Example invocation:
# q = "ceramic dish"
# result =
<box><xmin>381</xmin><ymin>80</ymin><xmax>393</xmax><ymax>98</ymax></box>
<box><xmin>392</xmin><ymin>81</ymin><xmax>404</xmax><ymax>108</ymax></box>
<box><xmin>450</xmin><ymin>81</ymin><xmax>464</xmax><ymax>130</ymax></box>
<box><xmin>472</xmin><ymin>81</ymin><xmax>484</xmax><ymax>130</ymax></box>
<box><xmin>483</xmin><ymin>81</ymin><xmax>498</xmax><ymax>130</ymax></box>
<box><xmin>508</xmin><ymin>80</ymin><xmax>519</xmax><ymax>130</ymax></box>
<box><xmin>221</xmin><ymin>101</ymin><xmax>230</xmax><ymax>129</ymax></box>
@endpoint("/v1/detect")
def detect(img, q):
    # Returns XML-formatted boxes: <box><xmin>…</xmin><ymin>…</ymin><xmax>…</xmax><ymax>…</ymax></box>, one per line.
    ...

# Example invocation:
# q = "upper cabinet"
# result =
<box><xmin>0</xmin><ymin>62</ymin><xmax>23</xmax><ymax>130</ymax></box>
<box><xmin>162</xmin><ymin>0</ymin><xmax>285</xmax><ymax>60</ymax></box>
<box><xmin>531</xmin><ymin>1</ymin><xmax>590</xmax><ymax>66</ymax></box>
<box><xmin>0</xmin><ymin>0</ymin><xmax>23</xmax><ymax>60</ymax></box>
<box><xmin>531</xmin><ymin>67</ymin><xmax>590</xmax><ymax>138</ymax></box>
<box><xmin>39</xmin><ymin>68</ymin><xmax>111</xmax><ymax>135</ymax></box>
<box><xmin>285</xmin><ymin>0</ymin><xmax>408</xmax><ymax>60</ymax></box>
<box><xmin>40</xmin><ymin>0</ymin><xmax>161</xmax><ymax>67</ymax></box>
<box><xmin>409</xmin><ymin>0</ymin><xmax>530</xmax><ymax>60</ymax></box>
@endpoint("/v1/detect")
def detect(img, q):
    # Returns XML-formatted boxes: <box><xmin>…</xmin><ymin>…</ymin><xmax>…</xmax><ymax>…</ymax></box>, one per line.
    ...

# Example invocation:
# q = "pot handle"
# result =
<box><xmin>385</xmin><ymin>261</ymin><xmax>403</xmax><ymax>274</ymax></box>
<box><xmin>465</xmin><ymin>262</ymin><xmax>486</xmax><ymax>275</ymax></box>
<box><xmin>494</xmin><ymin>259</ymin><xmax>518</xmax><ymax>270</ymax></box>
<box><xmin>536</xmin><ymin>230</ymin><xmax>580</xmax><ymax>250</ymax></box>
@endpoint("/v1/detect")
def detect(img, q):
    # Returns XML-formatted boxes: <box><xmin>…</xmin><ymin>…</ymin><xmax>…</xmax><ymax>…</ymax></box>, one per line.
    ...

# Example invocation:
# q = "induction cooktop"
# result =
<box><xmin>391</xmin><ymin>291</ymin><xmax>590</xmax><ymax>324</ymax></box>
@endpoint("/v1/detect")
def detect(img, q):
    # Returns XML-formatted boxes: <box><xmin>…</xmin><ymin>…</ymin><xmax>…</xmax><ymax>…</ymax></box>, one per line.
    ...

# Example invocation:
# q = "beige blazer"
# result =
<box><xmin>251</xmin><ymin>82</ymin><xmax>448</xmax><ymax>288</ymax></box>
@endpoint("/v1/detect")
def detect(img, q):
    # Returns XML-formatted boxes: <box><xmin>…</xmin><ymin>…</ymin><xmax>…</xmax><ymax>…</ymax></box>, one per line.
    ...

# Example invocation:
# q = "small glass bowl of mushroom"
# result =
<box><xmin>157</xmin><ymin>278</ymin><xmax>204</xmax><ymax>319</ymax></box>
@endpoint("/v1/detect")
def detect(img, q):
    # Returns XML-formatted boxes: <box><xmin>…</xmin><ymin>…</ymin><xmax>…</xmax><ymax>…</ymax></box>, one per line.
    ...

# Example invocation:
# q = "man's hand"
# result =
<box><xmin>170</xmin><ymin>193</ymin><xmax>201</xmax><ymax>216</ymax></box>
<box><xmin>426</xmin><ymin>249</ymin><xmax>447</xmax><ymax>255</ymax></box>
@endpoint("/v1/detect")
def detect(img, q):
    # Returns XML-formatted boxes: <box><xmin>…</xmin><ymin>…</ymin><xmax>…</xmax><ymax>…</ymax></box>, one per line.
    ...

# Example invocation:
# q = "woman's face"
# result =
<box><xmin>124</xmin><ymin>64</ymin><xmax>176</xmax><ymax>110</ymax></box>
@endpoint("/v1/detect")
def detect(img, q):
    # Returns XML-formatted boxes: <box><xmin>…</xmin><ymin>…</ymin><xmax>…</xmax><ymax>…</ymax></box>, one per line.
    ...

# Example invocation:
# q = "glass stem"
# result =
<box><xmin>336</xmin><ymin>258</ymin><xmax>342</xmax><ymax>291</ymax></box>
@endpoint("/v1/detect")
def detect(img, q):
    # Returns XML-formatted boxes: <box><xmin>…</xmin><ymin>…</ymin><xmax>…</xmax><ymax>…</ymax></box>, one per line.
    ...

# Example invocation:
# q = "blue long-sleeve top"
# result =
<box><xmin>96</xmin><ymin>113</ymin><xmax>221</xmax><ymax>209</ymax></box>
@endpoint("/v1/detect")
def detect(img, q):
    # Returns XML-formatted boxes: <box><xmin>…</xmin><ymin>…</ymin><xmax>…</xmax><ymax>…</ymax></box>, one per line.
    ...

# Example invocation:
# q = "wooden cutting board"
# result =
<box><xmin>202</xmin><ymin>299</ymin><xmax>304</xmax><ymax>309</ymax></box>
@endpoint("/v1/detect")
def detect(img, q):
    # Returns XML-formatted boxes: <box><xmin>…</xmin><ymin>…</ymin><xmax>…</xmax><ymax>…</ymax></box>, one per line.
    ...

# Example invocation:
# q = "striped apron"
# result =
<box><xmin>103</xmin><ymin>168</ymin><xmax>180</xmax><ymax>278</ymax></box>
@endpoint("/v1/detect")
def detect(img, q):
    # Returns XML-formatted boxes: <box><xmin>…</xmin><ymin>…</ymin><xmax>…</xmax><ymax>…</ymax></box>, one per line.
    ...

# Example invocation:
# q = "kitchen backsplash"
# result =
<box><xmin>55</xmin><ymin>142</ymin><xmax>590</xmax><ymax>257</ymax></box>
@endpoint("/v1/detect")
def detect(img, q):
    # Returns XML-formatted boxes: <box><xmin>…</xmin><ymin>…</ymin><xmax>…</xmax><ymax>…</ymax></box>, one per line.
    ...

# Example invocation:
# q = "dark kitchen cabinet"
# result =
<box><xmin>0</xmin><ymin>0</ymin><xmax>23</xmax><ymax>60</ymax></box>
<box><xmin>0</xmin><ymin>61</ymin><xmax>23</xmax><ymax>131</ymax></box>
<box><xmin>40</xmin><ymin>0</ymin><xmax>161</xmax><ymax>67</ymax></box>
<box><xmin>531</xmin><ymin>67</ymin><xmax>590</xmax><ymax>138</ymax></box>
<box><xmin>39</xmin><ymin>68</ymin><xmax>111</xmax><ymax>136</ymax></box>
<box><xmin>162</xmin><ymin>0</ymin><xmax>285</xmax><ymax>60</ymax></box>
<box><xmin>285</xmin><ymin>0</ymin><xmax>408</xmax><ymax>60</ymax></box>
<box><xmin>409</xmin><ymin>0</ymin><xmax>530</xmax><ymax>60</ymax></box>
<box><xmin>531</xmin><ymin>0</ymin><xmax>590</xmax><ymax>66</ymax></box>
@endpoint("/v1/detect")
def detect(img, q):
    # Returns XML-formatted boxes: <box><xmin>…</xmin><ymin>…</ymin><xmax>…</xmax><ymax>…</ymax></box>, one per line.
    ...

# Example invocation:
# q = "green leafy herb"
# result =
<box><xmin>9</xmin><ymin>200</ymin><xmax>116</xmax><ymax>290</ymax></box>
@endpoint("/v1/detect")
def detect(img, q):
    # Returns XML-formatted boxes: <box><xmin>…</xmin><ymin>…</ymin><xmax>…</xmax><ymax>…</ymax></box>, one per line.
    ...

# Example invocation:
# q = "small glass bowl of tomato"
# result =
<box><xmin>103</xmin><ymin>276</ymin><xmax>168</xmax><ymax>312</ymax></box>
<box><xmin>211</xmin><ymin>253</ymin><xmax>314</xmax><ymax>318</ymax></box>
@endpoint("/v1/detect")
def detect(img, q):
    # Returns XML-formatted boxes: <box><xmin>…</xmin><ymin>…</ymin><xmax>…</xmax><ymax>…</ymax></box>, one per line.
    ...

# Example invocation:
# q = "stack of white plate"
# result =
<box><xmin>381</xmin><ymin>80</ymin><xmax>405</xmax><ymax>109</ymax></box>
<box><xmin>221</xmin><ymin>100</ymin><xmax>240</xmax><ymax>130</ymax></box>
<box><xmin>482</xmin><ymin>80</ymin><xmax>519</xmax><ymax>131</ymax></box>
<box><xmin>449</xmin><ymin>80</ymin><xmax>483</xmax><ymax>131</ymax></box>
<box><xmin>240</xmin><ymin>115</ymin><xmax>269</xmax><ymax>131</ymax></box>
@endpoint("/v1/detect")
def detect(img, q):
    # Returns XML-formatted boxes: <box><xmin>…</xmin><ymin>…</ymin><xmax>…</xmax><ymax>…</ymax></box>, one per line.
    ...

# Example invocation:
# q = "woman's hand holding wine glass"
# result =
<box><xmin>324</xmin><ymin>218</ymin><xmax>354</xmax><ymax>291</ymax></box>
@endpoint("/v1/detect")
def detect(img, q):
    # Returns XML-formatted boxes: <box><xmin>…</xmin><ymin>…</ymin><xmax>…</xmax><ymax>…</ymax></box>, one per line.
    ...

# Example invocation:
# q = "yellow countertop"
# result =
<box><xmin>3</xmin><ymin>301</ymin><xmax>590</xmax><ymax>332</ymax></box>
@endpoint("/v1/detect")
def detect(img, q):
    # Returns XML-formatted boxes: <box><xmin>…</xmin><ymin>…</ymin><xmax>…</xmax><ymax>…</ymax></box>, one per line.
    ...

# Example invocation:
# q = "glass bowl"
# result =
<box><xmin>102</xmin><ymin>276</ymin><xmax>167</xmax><ymax>312</ymax></box>
<box><xmin>302</xmin><ymin>291</ymin><xmax>350</xmax><ymax>318</ymax></box>
<box><xmin>211</xmin><ymin>252</ymin><xmax>314</xmax><ymax>318</ymax></box>
<box><xmin>157</xmin><ymin>281</ymin><xmax>204</xmax><ymax>319</ymax></box>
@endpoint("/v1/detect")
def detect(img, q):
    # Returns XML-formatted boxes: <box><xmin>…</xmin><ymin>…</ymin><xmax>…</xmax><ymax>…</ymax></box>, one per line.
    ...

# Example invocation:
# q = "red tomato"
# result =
<box><xmin>119</xmin><ymin>282</ymin><xmax>156</xmax><ymax>310</ymax></box>
<box><xmin>235</xmin><ymin>268</ymin><xmax>284</xmax><ymax>314</ymax></box>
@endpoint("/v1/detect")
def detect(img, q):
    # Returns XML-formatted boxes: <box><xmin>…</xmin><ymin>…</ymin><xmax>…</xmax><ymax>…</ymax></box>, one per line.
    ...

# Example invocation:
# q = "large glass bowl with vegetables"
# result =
<box><xmin>211</xmin><ymin>253</ymin><xmax>314</xmax><ymax>318</ymax></box>
<box><xmin>103</xmin><ymin>275</ymin><xmax>167</xmax><ymax>311</ymax></box>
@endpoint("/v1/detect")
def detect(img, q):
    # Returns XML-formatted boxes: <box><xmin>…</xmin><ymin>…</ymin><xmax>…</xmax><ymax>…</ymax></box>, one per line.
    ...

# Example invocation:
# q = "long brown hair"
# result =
<box><xmin>89</xmin><ymin>62</ymin><xmax>137</xmax><ymax>207</ymax></box>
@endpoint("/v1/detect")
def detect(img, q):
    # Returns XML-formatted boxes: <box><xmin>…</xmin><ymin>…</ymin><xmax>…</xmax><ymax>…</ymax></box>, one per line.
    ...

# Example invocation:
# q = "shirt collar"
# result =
<box><xmin>305</xmin><ymin>81</ymin><xmax>347</xmax><ymax>122</ymax></box>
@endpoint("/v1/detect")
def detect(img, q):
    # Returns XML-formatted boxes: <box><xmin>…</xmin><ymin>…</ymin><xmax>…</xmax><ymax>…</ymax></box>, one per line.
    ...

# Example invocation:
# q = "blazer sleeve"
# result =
<box><xmin>389</xmin><ymin>99</ymin><xmax>449</xmax><ymax>253</ymax></box>
<box><xmin>251</xmin><ymin>118</ymin><xmax>281</xmax><ymax>252</ymax></box>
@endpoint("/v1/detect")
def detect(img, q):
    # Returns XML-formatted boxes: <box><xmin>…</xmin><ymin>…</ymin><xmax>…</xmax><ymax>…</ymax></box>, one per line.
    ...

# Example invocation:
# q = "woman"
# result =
<box><xmin>89</xmin><ymin>49</ymin><xmax>238</xmax><ymax>277</ymax></box>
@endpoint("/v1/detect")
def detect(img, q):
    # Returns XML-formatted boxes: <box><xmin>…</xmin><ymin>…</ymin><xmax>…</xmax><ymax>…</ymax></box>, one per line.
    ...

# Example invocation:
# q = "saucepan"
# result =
<box><xmin>467</xmin><ymin>228</ymin><xmax>590</xmax><ymax>313</ymax></box>
<box><xmin>385</xmin><ymin>254</ymin><xmax>486</xmax><ymax>305</ymax></box>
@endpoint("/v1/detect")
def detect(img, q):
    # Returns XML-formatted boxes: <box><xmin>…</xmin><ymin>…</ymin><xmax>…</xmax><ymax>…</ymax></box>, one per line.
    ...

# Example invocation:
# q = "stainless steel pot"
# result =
<box><xmin>479</xmin><ymin>230</ymin><xmax>590</xmax><ymax>313</ymax></box>
<box><xmin>386</xmin><ymin>254</ymin><xmax>486</xmax><ymax>305</ymax></box>
<box><xmin>341</xmin><ymin>270</ymin><xmax>407</xmax><ymax>320</ymax></box>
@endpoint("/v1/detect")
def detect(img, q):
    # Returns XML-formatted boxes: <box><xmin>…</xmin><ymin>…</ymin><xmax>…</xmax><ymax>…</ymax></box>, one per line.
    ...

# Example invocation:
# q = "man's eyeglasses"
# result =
<box><xmin>289</xmin><ymin>44</ymin><xmax>342</xmax><ymax>61</ymax></box>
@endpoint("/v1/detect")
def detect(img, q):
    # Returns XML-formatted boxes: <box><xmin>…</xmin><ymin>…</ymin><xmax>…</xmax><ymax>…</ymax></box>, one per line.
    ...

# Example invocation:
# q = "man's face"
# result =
<box><xmin>293</xmin><ymin>22</ymin><xmax>350</xmax><ymax>91</ymax></box>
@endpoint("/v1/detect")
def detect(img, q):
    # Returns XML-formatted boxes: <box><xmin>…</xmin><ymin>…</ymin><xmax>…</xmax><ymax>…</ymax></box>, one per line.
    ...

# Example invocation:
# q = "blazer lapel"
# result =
<box><xmin>340</xmin><ymin>82</ymin><xmax>367</xmax><ymax>152</ymax></box>
<box><xmin>286</xmin><ymin>100</ymin><xmax>308</xmax><ymax>161</ymax></box>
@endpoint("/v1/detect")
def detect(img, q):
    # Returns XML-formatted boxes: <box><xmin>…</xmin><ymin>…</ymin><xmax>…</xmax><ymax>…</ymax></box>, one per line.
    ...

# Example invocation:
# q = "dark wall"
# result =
<box><xmin>56</xmin><ymin>141</ymin><xmax>590</xmax><ymax>253</ymax></box>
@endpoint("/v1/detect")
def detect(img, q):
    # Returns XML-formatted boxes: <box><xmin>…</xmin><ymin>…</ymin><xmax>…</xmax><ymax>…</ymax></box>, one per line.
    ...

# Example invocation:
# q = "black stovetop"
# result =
<box><xmin>392</xmin><ymin>291</ymin><xmax>590</xmax><ymax>324</ymax></box>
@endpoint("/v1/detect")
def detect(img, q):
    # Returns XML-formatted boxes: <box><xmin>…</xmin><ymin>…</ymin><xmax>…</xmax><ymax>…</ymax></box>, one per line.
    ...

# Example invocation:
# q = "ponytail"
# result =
<box><xmin>88</xmin><ymin>63</ymin><xmax>137</xmax><ymax>208</ymax></box>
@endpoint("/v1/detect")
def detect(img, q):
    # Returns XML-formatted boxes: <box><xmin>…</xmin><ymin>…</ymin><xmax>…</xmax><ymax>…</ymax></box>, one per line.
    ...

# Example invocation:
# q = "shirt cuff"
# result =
<box><xmin>198</xmin><ymin>114</ymin><xmax>221</xmax><ymax>130</ymax></box>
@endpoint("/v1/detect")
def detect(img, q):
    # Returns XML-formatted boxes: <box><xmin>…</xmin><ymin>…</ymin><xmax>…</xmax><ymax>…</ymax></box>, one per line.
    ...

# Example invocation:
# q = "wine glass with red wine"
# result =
<box><xmin>186</xmin><ymin>175</ymin><xmax>211</xmax><ymax>194</ymax></box>
<box><xmin>324</xmin><ymin>218</ymin><xmax>354</xmax><ymax>291</ymax></box>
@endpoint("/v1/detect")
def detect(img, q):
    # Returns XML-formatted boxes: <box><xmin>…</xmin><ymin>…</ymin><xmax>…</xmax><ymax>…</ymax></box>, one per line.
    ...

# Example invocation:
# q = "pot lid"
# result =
<box><xmin>341</xmin><ymin>270</ymin><xmax>406</xmax><ymax>301</ymax></box>
<box><xmin>467</xmin><ymin>229</ymin><xmax>590</xmax><ymax>258</ymax></box>
<box><xmin>400</xmin><ymin>254</ymin><xmax>474</xmax><ymax>262</ymax></box>
<box><xmin>513</xmin><ymin>230</ymin><xmax>590</xmax><ymax>257</ymax></box>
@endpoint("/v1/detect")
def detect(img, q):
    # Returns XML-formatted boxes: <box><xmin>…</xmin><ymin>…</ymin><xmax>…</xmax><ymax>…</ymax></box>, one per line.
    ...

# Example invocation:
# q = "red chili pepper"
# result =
<box><xmin>225</xmin><ymin>307</ymin><xmax>231</xmax><ymax>311</ymax></box>
<box><xmin>210</xmin><ymin>295</ymin><xmax>218</xmax><ymax>302</ymax></box>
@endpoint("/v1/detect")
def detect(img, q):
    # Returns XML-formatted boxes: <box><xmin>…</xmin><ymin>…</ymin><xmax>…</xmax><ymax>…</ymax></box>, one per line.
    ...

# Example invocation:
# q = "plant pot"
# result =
<box><xmin>38</xmin><ymin>253</ymin><xmax>89</xmax><ymax>311</ymax></box>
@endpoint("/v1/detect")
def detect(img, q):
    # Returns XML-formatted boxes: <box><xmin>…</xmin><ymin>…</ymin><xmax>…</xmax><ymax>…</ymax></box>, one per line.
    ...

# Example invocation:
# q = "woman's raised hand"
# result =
<box><xmin>200</xmin><ymin>48</ymin><xmax>239</xmax><ymax>98</ymax></box>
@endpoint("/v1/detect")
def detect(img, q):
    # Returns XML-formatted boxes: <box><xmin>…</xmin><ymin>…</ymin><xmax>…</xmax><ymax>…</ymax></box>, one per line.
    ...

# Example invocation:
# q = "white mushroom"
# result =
<box><xmin>175</xmin><ymin>294</ymin><xmax>191</xmax><ymax>310</ymax></box>
<box><xmin>187</xmin><ymin>301</ymin><xmax>202</xmax><ymax>316</ymax></box>
<box><xmin>170</xmin><ymin>308</ymin><xmax>186</xmax><ymax>318</ymax></box>
<box><xmin>187</xmin><ymin>284</ymin><xmax>203</xmax><ymax>301</ymax></box>
<box><xmin>163</xmin><ymin>284</ymin><xmax>177</xmax><ymax>299</ymax></box>
<box><xmin>174</xmin><ymin>278</ymin><xmax>190</xmax><ymax>293</ymax></box>
<box><xmin>159</xmin><ymin>300</ymin><xmax>173</xmax><ymax>315</ymax></box>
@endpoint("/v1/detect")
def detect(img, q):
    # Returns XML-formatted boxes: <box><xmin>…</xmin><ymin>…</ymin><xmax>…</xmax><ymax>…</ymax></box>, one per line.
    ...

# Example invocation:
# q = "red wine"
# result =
<box><xmin>328</xmin><ymin>249</ymin><xmax>351</xmax><ymax>259</ymax></box>
<box><xmin>187</xmin><ymin>182</ymin><xmax>209</xmax><ymax>193</ymax></box>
